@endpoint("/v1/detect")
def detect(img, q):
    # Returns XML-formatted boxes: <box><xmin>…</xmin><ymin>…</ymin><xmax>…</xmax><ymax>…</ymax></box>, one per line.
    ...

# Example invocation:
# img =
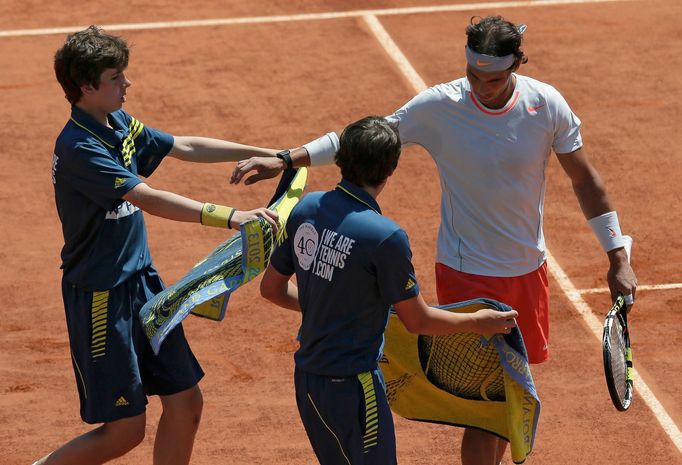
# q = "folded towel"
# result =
<box><xmin>139</xmin><ymin>168</ymin><xmax>308</xmax><ymax>354</ymax></box>
<box><xmin>381</xmin><ymin>297</ymin><xmax>541</xmax><ymax>464</ymax></box>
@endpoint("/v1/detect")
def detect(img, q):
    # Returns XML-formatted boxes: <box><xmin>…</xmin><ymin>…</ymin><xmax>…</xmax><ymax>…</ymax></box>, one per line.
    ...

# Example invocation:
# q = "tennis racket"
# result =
<box><xmin>418</xmin><ymin>332</ymin><xmax>505</xmax><ymax>401</ymax></box>
<box><xmin>602</xmin><ymin>294</ymin><xmax>633</xmax><ymax>411</ymax></box>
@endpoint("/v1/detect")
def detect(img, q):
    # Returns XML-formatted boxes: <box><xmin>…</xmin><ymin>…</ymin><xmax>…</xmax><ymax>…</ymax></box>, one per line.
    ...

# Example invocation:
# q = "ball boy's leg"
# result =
<box><xmin>34</xmin><ymin>413</ymin><xmax>146</xmax><ymax>465</ymax></box>
<box><xmin>153</xmin><ymin>385</ymin><xmax>204</xmax><ymax>465</ymax></box>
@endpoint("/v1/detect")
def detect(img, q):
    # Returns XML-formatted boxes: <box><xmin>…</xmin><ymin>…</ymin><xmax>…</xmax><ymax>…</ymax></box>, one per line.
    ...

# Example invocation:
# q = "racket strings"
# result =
<box><xmin>418</xmin><ymin>333</ymin><xmax>505</xmax><ymax>401</ymax></box>
<box><xmin>607</xmin><ymin>316</ymin><xmax>628</xmax><ymax>401</ymax></box>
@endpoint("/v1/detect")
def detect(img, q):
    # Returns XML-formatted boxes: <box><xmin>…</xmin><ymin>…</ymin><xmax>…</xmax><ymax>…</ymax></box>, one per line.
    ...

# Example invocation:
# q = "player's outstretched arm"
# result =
<box><xmin>231</xmin><ymin>130</ymin><xmax>342</xmax><ymax>185</ymax></box>
<box><xmin>123</xmin><ymin>182</ymin><xmax>278</xmax><ymax>230</ymax></box>
<box><xmin>260</xmin><ymin>264</ymin><xmax>301</xmax><ymax>312</ymax></box>
<box><xmin>556</xmin><ymin>147</ymin><xmax>637</xmax><ymax>303</ymax></box>
<box><xmin>230</xmin><ymin>146</ymin><xmax>311</xmax><ymax>185</ymax></box>
<box><xmin>168</xmin><ymin>136</ymin><xmax>279</xmax><ymax>163</ymax></box>
<box><xmin>393</xmin><ymin>294</ymin><xmax>518</xmax><ymax>336</ymax></box>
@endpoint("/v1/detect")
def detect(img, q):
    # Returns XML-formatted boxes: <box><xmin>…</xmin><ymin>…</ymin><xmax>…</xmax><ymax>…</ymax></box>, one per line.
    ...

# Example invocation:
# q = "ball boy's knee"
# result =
<box><xmin>162</xmin><ymin>385</ymin><xmax>204</xmax><ymax>424</ymax></box>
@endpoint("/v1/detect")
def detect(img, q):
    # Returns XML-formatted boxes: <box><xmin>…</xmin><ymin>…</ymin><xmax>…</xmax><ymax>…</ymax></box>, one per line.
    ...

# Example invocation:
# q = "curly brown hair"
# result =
<box><xmin>466</xmin><ymin>16</ymin><xmax>528</xmax><ymax>66</ymax></box>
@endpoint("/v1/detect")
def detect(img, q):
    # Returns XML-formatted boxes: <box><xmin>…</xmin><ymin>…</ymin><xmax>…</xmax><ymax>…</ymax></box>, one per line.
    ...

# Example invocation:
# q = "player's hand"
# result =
<box><xmin>607</xmin><ymin>249</ymin><xmax>637</xmax><ymax>311</ymax></box>
<box><xmin>470</xmin><ymin>308</ymin><xmax>519</xmax><ymax>335</ymax></box>
<box><xmin>230</xmin><ymin>208</ymin><xmax>279</xmax><ymax>232</ymax></box>
<box><xmin>230</xmin><ymin>156</ymin><xmax>284</xmax><ymax>185</ymax></box>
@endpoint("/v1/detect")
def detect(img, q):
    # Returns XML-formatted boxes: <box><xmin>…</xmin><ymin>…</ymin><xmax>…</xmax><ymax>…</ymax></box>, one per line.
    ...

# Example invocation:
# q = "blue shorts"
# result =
<box><xmin>294</xmin><ymin>367</ymin><xmax>396</xmax><ymax>465</ymax></box>
<box><xmin>62</xmin><ymin>266</ymin><xmax>204</xmax><ymax>424</ymax></box>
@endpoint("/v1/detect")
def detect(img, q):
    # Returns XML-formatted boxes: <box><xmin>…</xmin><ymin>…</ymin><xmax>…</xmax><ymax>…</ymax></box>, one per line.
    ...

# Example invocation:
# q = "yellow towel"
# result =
<box><xmin>381</xmin><ymin>298</ymin><xmax>540</xmax><ymax>464</ymax></box>
<box><xmin>139</xmin><ymin>168</ymin><xmax>307</xmax><ymax>354</ymax></box>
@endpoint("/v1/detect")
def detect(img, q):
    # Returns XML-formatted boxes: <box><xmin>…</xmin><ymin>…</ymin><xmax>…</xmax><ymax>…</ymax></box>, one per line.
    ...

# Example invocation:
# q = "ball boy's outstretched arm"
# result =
<box><xmin>259</xmin><ymin>259</ymin><xmax>518</xmax><ymax>336</ymax></box>
<box><xmin>169</xmin><ymin>136</ymin><xmax>279</xmax><ymax>163</ymax></box>
<box><xmin>393</xmin><ymin>294</ymin><xmax>518</xmax><ymax>336</ymax></box>
<box><xmin>123</xmin><ymin>183</ymin><xmax>278</xmax><ymax>231</ymax></box>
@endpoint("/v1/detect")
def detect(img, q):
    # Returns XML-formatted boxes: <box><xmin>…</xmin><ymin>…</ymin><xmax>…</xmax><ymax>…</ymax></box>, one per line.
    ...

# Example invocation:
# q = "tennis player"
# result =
<box><xmin>35</xmin><ymin>26</ymin><xmax>278</xmax><ymax>465</ymax></box>
<box><xmin>260</xmin><ymin>116</ymin><xmax>518</xmax><ymax>465</ymax></box>
<box><xmin>233</xmin><ymin>16</ymin><xmax>637</xmax><ymax>465</ymax></box>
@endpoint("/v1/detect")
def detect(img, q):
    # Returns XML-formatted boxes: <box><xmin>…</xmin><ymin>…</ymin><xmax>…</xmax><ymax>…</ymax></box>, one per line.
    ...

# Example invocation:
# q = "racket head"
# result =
<box><xmin>602</xmin><ymin>295</ymin><xmax>633</xmax><ymax>411</ymax></box>
<box><xmin>418</xmin><ymin>332</ymin><xmax>505</xmax><ymax>401</ymax></box>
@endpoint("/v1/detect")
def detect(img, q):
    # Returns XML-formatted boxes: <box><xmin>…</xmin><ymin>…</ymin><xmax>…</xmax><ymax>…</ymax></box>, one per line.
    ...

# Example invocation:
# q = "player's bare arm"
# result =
<box><xmin>123</xmin><ymin>182</ymin><xmax>279</xmax><ymax>230</ymax></box>
<box><xmin>260</xmin><ymin>264</ymin><xmax>301</xmax><ymax>312</ymax></box>
<box><xmin>169</xmin><ymin>136</ymin><xmax>279</xmax><ymax>163</ymax></box>
<box><xmin>230</xmin><ymin>128</ymin><xmax>345</xmax><ymax>186</ymax></box>
<box><xmin>393</xmin><ymin>294</ymin><xmax>518</xmax><ymax>336</ymax></box>
<box><xmin>230</xmin><ymin>146</ymin><xmax>312</xmax><ymax>185</ymax></box>
<box><xmin>556</xmin><ymin>147</ymin><xmax>613</xmax><ymax>218</ymax></box>
<box><xmin>556</xmin><ymin>147</ymin><xmax>638</xmax><ymax>302</ymax></box>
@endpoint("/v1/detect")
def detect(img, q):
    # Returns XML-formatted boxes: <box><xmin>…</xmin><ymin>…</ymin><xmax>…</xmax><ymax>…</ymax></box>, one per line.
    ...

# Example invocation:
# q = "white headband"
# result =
<box><xmin>465</xmin><ymin>23</ymin><xmax>526</xmax><ymax>72</ymax></box>
<box><xmin>465</xmin><ymin>45</ymin><xmax>515</xmax><ymax>72</ymax></box>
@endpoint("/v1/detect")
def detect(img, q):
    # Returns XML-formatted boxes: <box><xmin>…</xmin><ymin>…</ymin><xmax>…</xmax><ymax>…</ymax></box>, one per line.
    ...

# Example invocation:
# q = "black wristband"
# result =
<box><xmin>226</xmin><ymin>208</ymin><xmax>236</xmax><ymax>229</ymax></box>
<box><xmin>276</xmin><ymin>149</ymin><xmax>293</xmax><ymax>171</ymax></box>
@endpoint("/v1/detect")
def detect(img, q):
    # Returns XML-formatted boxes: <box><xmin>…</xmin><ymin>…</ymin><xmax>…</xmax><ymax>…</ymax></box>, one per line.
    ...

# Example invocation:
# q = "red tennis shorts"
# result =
<box><xmin>435</xmin><ymin>262</ymin><xmax>550</xmax><ymax>364</ymax></box>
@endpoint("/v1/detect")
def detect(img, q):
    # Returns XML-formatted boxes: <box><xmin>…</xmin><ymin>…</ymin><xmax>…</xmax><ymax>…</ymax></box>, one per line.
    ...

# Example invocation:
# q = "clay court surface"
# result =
<box><xmin>1</xmin><ymin>0</ymin><xmax>681</xmax><ymax>463</ymax></box>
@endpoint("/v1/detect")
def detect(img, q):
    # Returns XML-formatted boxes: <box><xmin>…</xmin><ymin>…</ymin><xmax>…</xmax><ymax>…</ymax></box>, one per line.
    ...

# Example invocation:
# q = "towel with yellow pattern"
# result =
<box><xmin>139</xmin><ymin>168</ymin><xmax>307</xmax><ymax>354</ymax></box>
<box><xmin>381</xmin><ymin>298</ymin><xmax>540</xmax><ymax>464</ymax></box>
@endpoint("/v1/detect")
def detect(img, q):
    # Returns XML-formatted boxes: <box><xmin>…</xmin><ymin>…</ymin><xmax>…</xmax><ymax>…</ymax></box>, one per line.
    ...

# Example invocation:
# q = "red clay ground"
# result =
<box><xmin>1</xmin><ymin>1</ymin><xmax>680</xmax><ymax>464</ymax></box>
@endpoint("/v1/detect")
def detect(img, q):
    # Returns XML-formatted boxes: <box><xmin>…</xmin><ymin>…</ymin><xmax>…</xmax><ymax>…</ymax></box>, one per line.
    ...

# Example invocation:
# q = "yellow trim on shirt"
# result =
<box><xmin>121</xmin><ymin>117</ymin><xmax>144</xmax><ymax>167</ymax></box>
<box><xmin>335</xmin><ymin>185</ymin><xmax>379</xmax><ymax>214</ymax></box>
<box><xmin>69</xmin><ymin>118</ymin><xmax>115</xmax><ymax>149</ymax></box>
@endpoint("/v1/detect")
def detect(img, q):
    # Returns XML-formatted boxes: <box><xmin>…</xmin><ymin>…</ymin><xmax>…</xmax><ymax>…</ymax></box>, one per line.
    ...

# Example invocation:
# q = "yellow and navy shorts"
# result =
<box><xmin>61</xmin><ymin>266</ymin><xmax>204</xmax><ymax>424</ymax></box>
<box><xmin>294</xmin><ymin>367</ymin><xmax>396</xmax><ymax>465</ymax></box>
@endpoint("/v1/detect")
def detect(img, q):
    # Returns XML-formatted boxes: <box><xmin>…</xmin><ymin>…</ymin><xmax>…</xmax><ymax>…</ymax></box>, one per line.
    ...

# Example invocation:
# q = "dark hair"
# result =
<box><xmin>465</xmin><ymin>16</ymin><xmax>528</xmax><ymax>65</ymax></box>
<box><xmin>335</xmin><ymin>116</ymin><xmax>401</xmax><ymax>188</ymax></box>
<box><xmin>54</xmin><ymin>25</ymin><xmax>129</xmax><ymax>105</ymax></box>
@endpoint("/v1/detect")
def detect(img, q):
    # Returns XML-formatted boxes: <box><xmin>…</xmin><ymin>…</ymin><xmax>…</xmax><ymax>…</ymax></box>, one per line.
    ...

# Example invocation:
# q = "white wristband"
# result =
<box><xmin>302</xmin><ymin>132</ymin><xmax>339</xmax><ymax>166</ymax></box>
<box><xmin>587</xmin><ymin>211</ymin><xmax>627</xmax><ymax>252</ymax></box>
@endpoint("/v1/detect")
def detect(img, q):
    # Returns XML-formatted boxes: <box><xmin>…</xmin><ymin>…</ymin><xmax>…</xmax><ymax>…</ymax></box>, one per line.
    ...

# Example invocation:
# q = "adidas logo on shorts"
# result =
<box><xmin>115</xmin><ymin>396</ymin><xmax>129</xmax><ymax>407</ymax></box>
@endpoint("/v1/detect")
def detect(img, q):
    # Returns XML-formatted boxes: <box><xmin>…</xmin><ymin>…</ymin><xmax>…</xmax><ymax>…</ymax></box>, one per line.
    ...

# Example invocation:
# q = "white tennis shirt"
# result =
<box><xmin>306</xmin><ymin>74</ymin><xmax>583</xmax><ymax>277</ymax></box>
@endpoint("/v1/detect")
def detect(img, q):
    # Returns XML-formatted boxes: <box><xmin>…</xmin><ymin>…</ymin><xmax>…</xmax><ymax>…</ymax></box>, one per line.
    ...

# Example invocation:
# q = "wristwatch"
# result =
<box><xmin>276</xmin><ymin>149</ymin><xmax>293</xmax><ymax>171</ymax></box>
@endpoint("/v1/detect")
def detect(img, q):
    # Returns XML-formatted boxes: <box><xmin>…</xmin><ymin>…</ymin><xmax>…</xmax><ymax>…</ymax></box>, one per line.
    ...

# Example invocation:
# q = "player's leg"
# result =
<box><xmin>153</xmin><ymin>385</ymin><xmax>204</xmax><ymax>465</ymax></box>
<box><xmin>436</xmin><ymin>262</ymin><xmax>549</xmax><ymax>465</ymax></box>
<box><xmin>34</xmin><ymin>413</ymin><xmax>146</xmax><ymax>465</ymax></box>
<box><xmin>461</xmin><ymin>428</ymin><xmax>507</xmax><ymax>465</ymax></box>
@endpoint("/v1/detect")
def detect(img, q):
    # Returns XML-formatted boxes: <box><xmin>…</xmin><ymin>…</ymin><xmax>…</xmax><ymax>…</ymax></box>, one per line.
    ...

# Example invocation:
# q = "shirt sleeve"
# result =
<box><xmin>548</xmin><ymin>86</ymin><xmax>583</xmax><ymax>154</ymax></box>
<box><xmin>133</xmin><ymin>122</ymin><xmax>175</xmax><ymax>178</ymax></box>
<box><xmin>59</xmin><ymin>141</ymin><xmax>142</xmax><ymax>211</ymax></box>
<box><xmin>386</xmin><ymin>86</ymin><xmax>441</xmax><ymax>149</ymax></box>
<box><xmin>373</xmin><ymin>229</ymin><xmax>420</xmax><ymax>305</ymax></box>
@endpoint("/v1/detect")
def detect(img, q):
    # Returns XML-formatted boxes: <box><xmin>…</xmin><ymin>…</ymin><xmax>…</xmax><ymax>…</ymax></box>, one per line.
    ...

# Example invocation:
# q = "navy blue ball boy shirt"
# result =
<box><xmin>269</xmin><ymin>179</ymin><xmax>420</xmax><ymax>377</ymax></box>
<box><xmin>52</xmin><ymin>106</ymin><xmax>174</xmax><ymax>291</ymax></box>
